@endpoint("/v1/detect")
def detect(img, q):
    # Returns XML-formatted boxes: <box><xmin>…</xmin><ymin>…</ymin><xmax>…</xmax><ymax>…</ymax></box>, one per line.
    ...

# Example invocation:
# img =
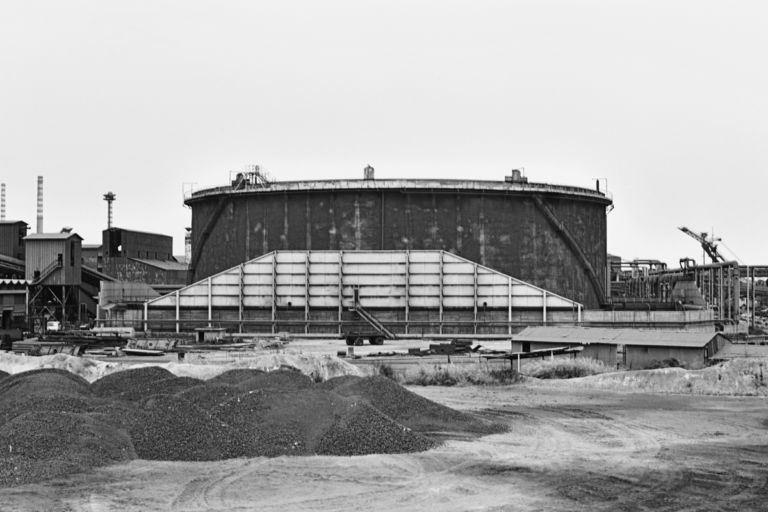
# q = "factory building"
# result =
<box><xmin>0</xmin><ymin>221</ymin><xmax>28</xmax><ymax>260</ymax></box>
<box><xmin>185</xmin><ymin>170</ymin><xmax>612</xmax><ymax>309</ymax></box>
<box><xmin>95</xmin><ymin>227</ymin><xmax>189</xmax><ymax>327</ymax></box>
<box><xmin>102</xmin><ymin>227</ymin><xmax>187</xmax><ymax>286</ymax></box>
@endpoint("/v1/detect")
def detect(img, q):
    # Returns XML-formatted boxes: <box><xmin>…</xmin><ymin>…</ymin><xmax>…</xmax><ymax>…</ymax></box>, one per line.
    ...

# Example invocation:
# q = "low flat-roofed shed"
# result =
<box><xmin>514</xmin><ymin>326</ymin><xmax>730</xmax><ymax>369</ymax></box>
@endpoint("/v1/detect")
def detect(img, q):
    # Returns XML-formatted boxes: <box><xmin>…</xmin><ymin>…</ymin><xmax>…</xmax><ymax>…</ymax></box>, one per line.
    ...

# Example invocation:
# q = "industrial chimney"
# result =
<box><xmin>36</xmin><ymin>176</ymin><xmax>43</xmax><ymax>233</ymax></box>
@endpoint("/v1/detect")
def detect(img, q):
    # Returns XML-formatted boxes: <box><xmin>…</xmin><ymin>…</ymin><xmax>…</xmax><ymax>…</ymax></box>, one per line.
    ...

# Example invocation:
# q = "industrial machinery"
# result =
<box><xmin>678</xmin><ymin>227</ymin><xmax>725</xmax><ymax>263</ymax></box>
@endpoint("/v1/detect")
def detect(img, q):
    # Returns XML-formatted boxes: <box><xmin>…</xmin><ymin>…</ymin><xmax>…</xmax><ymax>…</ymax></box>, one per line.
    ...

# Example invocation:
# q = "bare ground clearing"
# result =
<box><xmin>1</xmin><ymin>384</ymin><xmax>767</xmax><ymax>511</ymax></box>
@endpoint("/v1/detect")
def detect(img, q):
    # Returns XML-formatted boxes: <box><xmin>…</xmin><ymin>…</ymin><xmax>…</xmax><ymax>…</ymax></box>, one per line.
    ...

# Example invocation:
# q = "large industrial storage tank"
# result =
<box><xmin>185</xmin><ymin>170</ymin><xmax>612</xmax><ymax>308</ymax></box>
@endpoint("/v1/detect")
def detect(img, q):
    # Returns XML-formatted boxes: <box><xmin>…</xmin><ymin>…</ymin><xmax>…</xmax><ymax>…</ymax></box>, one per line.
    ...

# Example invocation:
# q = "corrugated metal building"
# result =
<box><xmin>514</xmin><ymin>326</ymin><xmax>730</xmax><ymax>369</ymax></box>
<box><xmin>102</xmin><ymin>227</ymin><xmax>187</xmax><ymax>286</ymax></box>
<box><xmin>0</xmin><ymin>278</ymin><xmax>28</xmax><ymax>329</ymax></box>
<box><xmin>103</xmin><ymin>227</ymin><xmax>173</xmax><ymax>260</ymax></box>
<box><xmin>24</xmin><ymin>232</ymin><xmax>82</xmax><ymax>285</ymax></box>
<box><xmin>144</xmin><ymin>250</ymin><xmax>583</xmax><ymax>334</ymax></box>
<box><xmin>620</xmin><ymin>330</ymin><xmax>730</xmax><ymax>370</ymax></box>
<box><xmin>82</xmin><ymin>244</ymin><xmax>102</xmax><ymax>271</ymax></box>
<box><xmin>0</xmin><ymin>221</ymin><xmax>28</xmax><ymax>260</ymax></box>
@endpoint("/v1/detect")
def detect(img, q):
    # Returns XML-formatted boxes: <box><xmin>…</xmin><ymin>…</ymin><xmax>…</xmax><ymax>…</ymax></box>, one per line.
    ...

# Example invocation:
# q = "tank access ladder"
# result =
<box><xmin>349</xmin><ymin>288</ymin><xmax>398</xmax><ymax>340</ymax></box>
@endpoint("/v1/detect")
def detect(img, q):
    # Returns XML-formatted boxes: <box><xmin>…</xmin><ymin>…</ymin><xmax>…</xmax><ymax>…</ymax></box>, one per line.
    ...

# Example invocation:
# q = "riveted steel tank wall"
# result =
<box><xmin>188</xmin><ymin>190</ymin><xmax>608</xmax><ymax>308</ymax></box>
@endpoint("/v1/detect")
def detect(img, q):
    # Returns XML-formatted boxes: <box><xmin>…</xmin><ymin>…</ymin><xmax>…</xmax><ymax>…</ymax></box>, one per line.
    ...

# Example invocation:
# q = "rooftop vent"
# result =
<box><xmin>505</xmin><ymin>169</ymin><xmax>528</xmax><ymax>184</ymax></box>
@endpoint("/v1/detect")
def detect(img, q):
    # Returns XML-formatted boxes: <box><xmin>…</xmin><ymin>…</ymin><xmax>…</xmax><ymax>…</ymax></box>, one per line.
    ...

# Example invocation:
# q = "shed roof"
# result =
<box><xmin>106</xmin><ymin>227</ymin><xmax>172</xmax><ymax>239</ymax></box>
<box><xmin>130</xmin><ymin>258</ymin><xmax>188</xmax><ymax>271</ymax></box>
<box><xmin>24</xmin><ymin>232</ymin><xmax>83</xmax><ymax>241</ymax></box>
<box><xmin>515</xmin><ymin>326</ymin><xmax>725</xmax><ymax>348</ymax></box>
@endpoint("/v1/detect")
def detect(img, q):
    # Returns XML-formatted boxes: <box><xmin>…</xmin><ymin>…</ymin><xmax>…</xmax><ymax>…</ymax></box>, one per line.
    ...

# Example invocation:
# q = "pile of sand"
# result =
<box><xmin>0</xmin><ymin>365</ymin><xmax>501</xmax><ymax>487</ymax></box>
<box><xmin>542</xmin><ymin>358</ymin><xmax>768</xmax><ymax>396</ymax></box>
<box><xmin>0</xmin><ymin>351</ymin><xmax>362</xmax><ymax>384</ymax></box>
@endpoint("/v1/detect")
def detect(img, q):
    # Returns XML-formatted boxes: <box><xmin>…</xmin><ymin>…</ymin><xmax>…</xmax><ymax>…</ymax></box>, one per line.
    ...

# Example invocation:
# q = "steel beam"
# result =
<box><xmin>533</xmin><ymin>195</ymin><xmax>606</xmax><ymax>306</ymax></box>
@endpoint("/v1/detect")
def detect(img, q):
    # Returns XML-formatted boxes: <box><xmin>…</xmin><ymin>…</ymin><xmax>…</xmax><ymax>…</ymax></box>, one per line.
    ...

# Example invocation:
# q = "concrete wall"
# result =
<box><xmin>188</xmin><ymin>185</ymin><xmax>609</xmax><ymax>308</ymax></box>
<box><xmin>582</xmin><ymin>309</ymin><xmax>715</xmax><ymax>330</ymax></box>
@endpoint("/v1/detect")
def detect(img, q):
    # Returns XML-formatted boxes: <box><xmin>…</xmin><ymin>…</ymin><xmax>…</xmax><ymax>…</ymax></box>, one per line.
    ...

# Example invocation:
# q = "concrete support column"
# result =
<box><xmin>473</xmin><ymin>264</ymin><xmax>478</xmax><ymax>334</ymax></box>
<box><xmin>404</xmin><ymin>250</ymin><xmax>410</xmax><ymax>335</ymax></box>
<box><xmin>438</xmin><ymin>251</ymin><xmax>444</xmax><ymax>335</ymax></box>
<box><xmin>337</xmin><ymin>251</ymin><xmax>343</xmax><ymax>336</ymax></box>
<box><xmin>304</xmin><ymin>252</ymin><xmax>310</xmax><ymax>334</ymax></box>
<box><xmin>238</xmin><ymin>263</ymin><xmax>244</xmax><ymax>333</ymax></box>
<box><xmin>271</xmin><ymin>253</ymin><xmax>276</xmax><ymax>334</ymax></box>
<box><xmin>207</xmin><ymin>277</ymin><xmax>212</xmax><ymax>328</ymax></box>
<box><xmin>508</xmin><ymin>277</ymin><xmax>513</xmax><ymax>335</ymax></box>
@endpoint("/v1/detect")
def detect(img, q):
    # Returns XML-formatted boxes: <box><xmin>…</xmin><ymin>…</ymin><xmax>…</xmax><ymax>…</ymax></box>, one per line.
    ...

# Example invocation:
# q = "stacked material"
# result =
<box><xmin>0</xmin><ymin>370</ymin><xmax>135</xmax><ymax>486</ymax></box>
<box><xmin>321</xmin><ymin>375</ymin><xmax>507</xmax><ymax>435</ymax></box>
<box><xmin>0</xmin><ymin>367</ymin><xmax>505</xmax><ymax>487</ymax></box>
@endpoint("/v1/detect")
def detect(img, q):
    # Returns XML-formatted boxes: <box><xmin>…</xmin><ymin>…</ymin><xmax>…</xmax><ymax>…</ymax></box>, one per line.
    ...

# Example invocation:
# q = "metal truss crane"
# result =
<box><xmin>678</xmin><ymin>226</ymin><xmax>725</xmax><ymax>263</ymax></box>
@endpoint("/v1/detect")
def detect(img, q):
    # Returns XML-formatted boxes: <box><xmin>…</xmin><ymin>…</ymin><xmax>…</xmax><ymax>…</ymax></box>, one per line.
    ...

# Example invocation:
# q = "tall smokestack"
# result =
<box><xmin>36</xmin><ymin>176</ymin><xmax>43</xmax><ymax>233</ymax></box>
<box><xmin>1</xmin><ymin>183</ymin><xmax>5</xmax><ymax>221</ymax></box>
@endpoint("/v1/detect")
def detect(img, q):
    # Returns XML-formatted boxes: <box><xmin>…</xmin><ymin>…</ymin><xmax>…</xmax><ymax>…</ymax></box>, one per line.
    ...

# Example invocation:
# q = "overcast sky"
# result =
<box><xmin>1</xmin><ymin>1</ymin><xmax>765</xmax><ymax>265</ymax></box>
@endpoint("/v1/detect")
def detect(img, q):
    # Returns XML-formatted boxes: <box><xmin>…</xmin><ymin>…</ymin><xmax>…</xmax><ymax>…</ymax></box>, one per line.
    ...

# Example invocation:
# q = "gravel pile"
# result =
<box><xmin>0</xmin><ymin>368</ymin><xmax>91</xmax><ymax>398</ymax></box>
<box><xmin>0</xmin><ymin>365</ymin><xmax>505</xmax><ymax>487</ymax></box>
<box><xmin>206</xmin><ymin>369</ymin><xmax>266</xmax><ymax>386</ymax></box>
<box><xmin>321</xmin><ymin>375</ymin><xmax>507</xmax><ymax>435</ymax></box>
<box><xmin>1</xmin><ymin>391</ymin><xmax>94</xmax><ymax>425</ymax></box>
<box><xmin>128</xmin><ymin>394</ymin><xmax>238</xmax><ymax>461</ymax></box>
<box><xmin>91</xmin><ymin>366</ymin><xmax>175</xmax><ymax>398</ymax></box>
<box><xmin>0</xmin><ymin>410</ymin><xmax>135</xmax><ymax>487</ymax></box>
<box><xmin>0</xmin><ymin>369</ymin><xmax>95</xmax><ymax>426</ymax></box>
<box><xmin>315</xmin><ymin>401</ymin><xmax>435</xmax><ymax>456</ymax></box>
<box><xmin>213</xmin><ymin>388</ymin><xmax>346</xmax><ymax>457</ymax></box>
<box><xmin>177</xmin><ymin>383</ymin><xmax>243</xmax><ymax>412</ymax></box>
<box><xmin>235</xmin><ymin>368</ymin><xmax>314</xmax><ymax>392</ymax></box>
<box><xmin>106</xmin><ymin>376</ymin><xmax>204</xmax><ymax>402</ymax></box>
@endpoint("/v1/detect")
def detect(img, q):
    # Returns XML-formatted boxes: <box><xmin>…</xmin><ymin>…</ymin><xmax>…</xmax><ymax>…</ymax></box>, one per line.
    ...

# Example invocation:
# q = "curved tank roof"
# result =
<box><xmin>186</xmin><ymin>178</ymin><xmax>612</xmax><ymax>206</ymax></box>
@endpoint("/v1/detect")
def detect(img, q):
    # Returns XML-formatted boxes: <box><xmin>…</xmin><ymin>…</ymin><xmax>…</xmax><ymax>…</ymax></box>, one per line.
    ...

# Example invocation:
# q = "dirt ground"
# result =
<box><xmin>1</xmin><ymin>383</ymin><xmax>767</xmax><ymax>511</ymax></box>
